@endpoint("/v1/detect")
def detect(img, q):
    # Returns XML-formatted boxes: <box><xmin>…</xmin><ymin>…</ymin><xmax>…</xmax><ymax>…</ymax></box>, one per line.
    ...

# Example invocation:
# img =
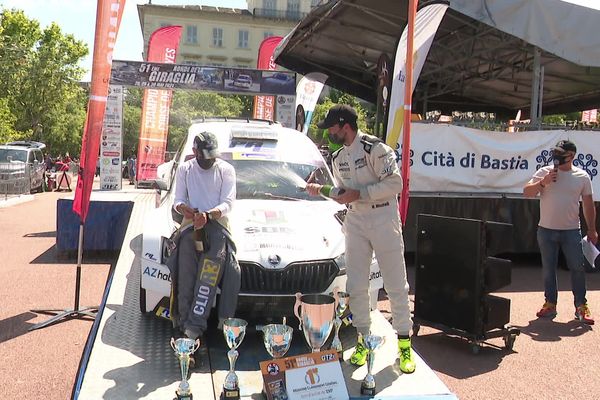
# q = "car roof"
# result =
<box><xmin>186</xmin><ymin>119</ymin><xmax>323</xmax><ymax>165</ymax></box>
<box><xmin>2</xmin><ymin>141</ymin><xmax>46</xmax><ymax>150</ymax></box>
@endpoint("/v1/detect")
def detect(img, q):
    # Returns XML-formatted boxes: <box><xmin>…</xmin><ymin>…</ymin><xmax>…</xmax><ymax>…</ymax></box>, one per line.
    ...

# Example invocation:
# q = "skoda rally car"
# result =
<box><xmin>140</xmin><ymin>118</ymin><xmax>382</xmax><ymax>319</ymax></box>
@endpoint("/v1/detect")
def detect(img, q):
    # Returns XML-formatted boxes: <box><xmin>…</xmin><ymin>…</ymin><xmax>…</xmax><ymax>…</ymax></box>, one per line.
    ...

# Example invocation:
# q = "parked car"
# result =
<box><xmin>0</xmin><ymin>141</ymin><xmax>46</xmax><ymax>194</ymax></box>
<box><xmin>140</xmin><ymin>118</ymin><xmax>383</xmax><ymax>320</ymax></box>
<box><xmin>232</xmin><ymin>74</ymin><xmax>253</xmax><ymax>89</ymax></box>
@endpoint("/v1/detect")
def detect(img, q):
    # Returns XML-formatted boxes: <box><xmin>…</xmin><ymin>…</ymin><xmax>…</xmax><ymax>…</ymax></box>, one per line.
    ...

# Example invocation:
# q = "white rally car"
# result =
<box><xmin>140</xmin><ymin>118</ymin><xmax>383</xmax><ymax>320</ymax></box>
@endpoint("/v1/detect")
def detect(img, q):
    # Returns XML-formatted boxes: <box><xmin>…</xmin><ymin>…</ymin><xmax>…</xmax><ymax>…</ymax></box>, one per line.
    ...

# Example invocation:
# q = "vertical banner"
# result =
<box><xmin>582</xmin><ymin>109</ymin><xmax>598</xmax><ymax>123</ymax></box>
<box><xmin>253</xmin><ymin>36</ymin><xmax>283</xmax><ymax>121</ymax></box>
<box><xmin>295</xmin><ymin>72</ymin><xmax>328</xmax><ymax>133</ymax></box>
<box><xmin>73</xmin><ymin>0</ymin><xmax>125</xmax><ymax>222</ymax></box>
<box><xmin>385</xmin><ymin>1</ymin><xmax>448</xmax><ymax>222</ymax></box>
<box><xmin>136</xmin><ymin>26</ymin><xmax>183</xmax><ymax>183</ymax></box>
<box><xmin>100</xmin><ymin>85</ymin><xmax>124</xmax><ymax>190</ymax></box>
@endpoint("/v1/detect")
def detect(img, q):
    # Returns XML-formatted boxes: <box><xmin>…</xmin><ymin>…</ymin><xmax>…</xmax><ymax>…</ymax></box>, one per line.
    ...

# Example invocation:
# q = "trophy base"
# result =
<box><xmin>221</xmin><ymin>387</ymin><xmax>240</xmax><ymax>399</ymax></box>
<box><xmin>360</xmin><ymin>384</ymin><xmax>376</xmax><ymax>396</ymax></box>
<box><xmin>174</xmin><ymin>392</ymin><xmax>193</xmax><ymax>400</ymax></box>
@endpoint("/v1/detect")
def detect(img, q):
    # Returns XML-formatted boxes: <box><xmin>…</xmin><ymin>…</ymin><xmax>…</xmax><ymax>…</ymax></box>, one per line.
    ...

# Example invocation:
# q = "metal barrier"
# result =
<box><xmin>0</xmin><ymin>162</ymin><xmax>29</xmax><ymax>200</ymax></box>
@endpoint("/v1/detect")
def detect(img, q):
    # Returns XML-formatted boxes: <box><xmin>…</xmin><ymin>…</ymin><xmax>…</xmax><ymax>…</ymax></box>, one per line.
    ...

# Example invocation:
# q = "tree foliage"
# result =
<box><xmin>0</xmin><ymin>9</ymin><xmax>88</xmax><ymax>156</ymax></box>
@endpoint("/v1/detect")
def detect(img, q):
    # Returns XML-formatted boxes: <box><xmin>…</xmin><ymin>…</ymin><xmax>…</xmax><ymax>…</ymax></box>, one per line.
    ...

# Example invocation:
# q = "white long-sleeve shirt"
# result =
<box><xmin>173</xmin><ymin>158</ymin><xmax>236</xmax><ymax>217</ymax></box>
<box><xmin>331</xmin><ymin>130</ymin><xmax>403</xmax><ymax>205</ymax></box>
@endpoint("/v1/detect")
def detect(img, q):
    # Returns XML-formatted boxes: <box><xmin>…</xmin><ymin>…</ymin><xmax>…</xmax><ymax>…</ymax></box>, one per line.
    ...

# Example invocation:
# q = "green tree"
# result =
<box><xmin>0</xmin><ymin>9</ymin><xmax>88</xmax><ymax>155</ymax></box>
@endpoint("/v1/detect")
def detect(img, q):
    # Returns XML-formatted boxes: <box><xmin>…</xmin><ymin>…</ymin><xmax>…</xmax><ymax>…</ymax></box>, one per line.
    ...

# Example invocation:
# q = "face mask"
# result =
<box><xmin>196</xmin><ymin>156</ymin><xmax>215</xmax><ymax>170</ymax></box>
<box><xmin>328</xmin><ymin>132</ymin><xmax>345</xmax><ymax>145</ymax></box>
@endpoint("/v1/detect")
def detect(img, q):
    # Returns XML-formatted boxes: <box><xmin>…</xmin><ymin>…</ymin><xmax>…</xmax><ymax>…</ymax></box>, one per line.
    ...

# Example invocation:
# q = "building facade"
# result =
<box><xmin>137</xmin><ymin>1</ymin><xmax>323</xmax><ymax>68</ymax></box>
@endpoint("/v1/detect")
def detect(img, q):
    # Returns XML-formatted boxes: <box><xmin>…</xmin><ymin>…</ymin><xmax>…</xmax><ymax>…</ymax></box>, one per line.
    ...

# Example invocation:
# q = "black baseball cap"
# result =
<box><xmin>553</xmin><ymin>139</ymin><xmax>577</xmax><ymax>154</ymax></box>
<box><xmin>193</xmin><ymin>131</ymin><xmax>219</xmax><ymax>159</ymax></box>
<box><xmin>317</xmin><ymin>104</ymin><xmax>358</xmax><ymax>129</ymax></box>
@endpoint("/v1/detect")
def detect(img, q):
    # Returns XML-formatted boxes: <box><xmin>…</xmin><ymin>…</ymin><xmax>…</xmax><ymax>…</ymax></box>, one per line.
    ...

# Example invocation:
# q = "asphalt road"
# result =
<box><xmin>1</xmin><ymin>182</ymin><xmax>599</xmax><ymax>400</ymax></box>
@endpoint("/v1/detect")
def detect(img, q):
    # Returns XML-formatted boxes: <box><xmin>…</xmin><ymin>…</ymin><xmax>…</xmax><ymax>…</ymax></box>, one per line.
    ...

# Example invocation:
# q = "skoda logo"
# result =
<box><xmin>268</xmin><ymin>254</ymin><xmax>281</xmax><ymax>266</ymax></box>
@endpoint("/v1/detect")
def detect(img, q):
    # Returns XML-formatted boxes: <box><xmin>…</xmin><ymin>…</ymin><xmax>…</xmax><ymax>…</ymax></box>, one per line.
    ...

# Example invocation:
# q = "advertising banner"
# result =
<box><xmin>73</xmin><ymin>0</ymin><xmax>125</xmax><ymax>222</ymax></box>
<box><xmin>100</xmin><ymin>85</ymin><xmax>124</xmax><ymax>190</ymax></box>
<box><xmin>137</xmin><ymin>26</ymin><xmax>182</xmax><ymax>182</ymax></box>
<box><xmin>295</xmin><ymin>72</ymin><xmax>328</xmax><ymax>133</ymax></box>
<box><xmin>407</xmin><ymin>124</ymin><xmax>600</xmax><ymax>201</ymax></box>
<box><xmin>110</xmin><ymin>60</ymin><xmax>296</xmax><ymax>95</ymax></box>
<box><xmin>254</xmin><ymin>36</ymin><xmax>283</xmax><ymax>121</ymax></box>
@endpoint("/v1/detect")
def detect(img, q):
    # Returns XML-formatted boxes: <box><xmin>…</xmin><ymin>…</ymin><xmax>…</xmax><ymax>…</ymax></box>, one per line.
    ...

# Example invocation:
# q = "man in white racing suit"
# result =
<box><xmin>306</xmin><ymin>104</ymin><xmax>415</xmax><ymax>373</ymax></box>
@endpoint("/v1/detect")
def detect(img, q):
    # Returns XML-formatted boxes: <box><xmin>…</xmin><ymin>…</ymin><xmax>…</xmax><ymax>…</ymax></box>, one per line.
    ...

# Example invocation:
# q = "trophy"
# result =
<box><xmin>222</xmin><ymin>318</ymin><xmax>247</xmax><ymax>400</ymax></box>
<box><xmin>294</xmin><ymin>293</ymin><xmax>336</xmax><ymax>353</ymax></box>
<box><xmin>170</xmin><ymin>337</ymin><xmax>201</xmax><ymax>400</ymax></box>
<box><xmin>262</xmin><ymin>323</ymin><xmax>293</xmax><ymax>359</ymax></box>
<box><xmin>360</xmin><ymin>334</ymin><xmax>385</xmax><ymax>396</ymax></box>
<box><xmin>330</xmin><ymin>289</ymin><xmax>350</xmax><ymax>355</ymax></box>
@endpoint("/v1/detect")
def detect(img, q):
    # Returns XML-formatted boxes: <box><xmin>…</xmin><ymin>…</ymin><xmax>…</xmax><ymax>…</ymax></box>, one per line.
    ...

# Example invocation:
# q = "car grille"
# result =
<box><xmin>240</xmin><ymin>260</ymin><xmax>340</xmax><ymax>294</ymax></box>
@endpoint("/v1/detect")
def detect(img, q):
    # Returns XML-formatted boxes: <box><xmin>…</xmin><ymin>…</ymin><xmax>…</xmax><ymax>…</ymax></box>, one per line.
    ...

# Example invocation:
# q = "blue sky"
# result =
<box><xmin>0</xmin><ymin>0</ymin><xmax>247</xmax><ymax>80</ymax></box>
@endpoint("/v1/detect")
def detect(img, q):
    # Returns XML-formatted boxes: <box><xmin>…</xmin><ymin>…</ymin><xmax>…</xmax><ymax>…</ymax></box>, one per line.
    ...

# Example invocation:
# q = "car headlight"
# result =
<box><xmin>334</xmin><ymin>253</ymin><xmax>347</xmax><ymax>275</ymax></box>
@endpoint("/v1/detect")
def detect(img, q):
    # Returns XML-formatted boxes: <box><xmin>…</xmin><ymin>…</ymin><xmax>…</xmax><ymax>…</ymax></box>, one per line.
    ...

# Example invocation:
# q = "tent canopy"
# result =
<box><xmin>274</xmin><ymin>0</ymin><xmax>600</xmax><ymax>118</ymax></box>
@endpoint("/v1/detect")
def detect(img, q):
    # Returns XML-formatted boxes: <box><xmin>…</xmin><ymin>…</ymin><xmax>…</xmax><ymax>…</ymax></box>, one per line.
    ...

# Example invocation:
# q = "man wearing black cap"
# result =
<box><xmin>168</xmin><ymin>131</ymin><xmax>241</xmax><ymax>363</ymax></box>
<box><xmin>306</xmin><ymin>104</ymin><xmax>416</xmax><ymax>373</ymax></box>
<box><xmin>524</xmin><ymin>139</ymin><xmax>597</xmax><ymax>324</ymax></box>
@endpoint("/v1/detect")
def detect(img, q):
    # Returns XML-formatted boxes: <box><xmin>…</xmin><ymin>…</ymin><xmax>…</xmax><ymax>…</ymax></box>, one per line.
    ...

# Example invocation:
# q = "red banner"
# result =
<box><xmin>253</xmin><ymin>36</ymin><xmax>283</xmax><ymax>120</ymax></box>
<box><xmin>136</xmin><ymin>26</ymin><xmax>183</xmax><ymax>182</ymax></box>
<box><xmin>73</xmin><ymin>0</ymin><xmax>125</xmax><ymax>222</ymax></box>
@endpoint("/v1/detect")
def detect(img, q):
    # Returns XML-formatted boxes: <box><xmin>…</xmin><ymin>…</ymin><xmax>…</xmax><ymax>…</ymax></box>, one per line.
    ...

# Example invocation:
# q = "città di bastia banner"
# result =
<box><xmin>407</xmin><ymin>124</ymin><xmax>600</xmax><ymax>201</ymax></box>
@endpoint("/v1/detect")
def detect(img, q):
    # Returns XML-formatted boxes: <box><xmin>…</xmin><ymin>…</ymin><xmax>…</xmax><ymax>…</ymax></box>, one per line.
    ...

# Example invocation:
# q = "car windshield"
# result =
<box><xmin>226</xmin><ymin>158</ymin><xmax>334</xmax><ymax>201</ymax></box>
<box><xmin>0</xmin><ymin>149</ymin><xmax>27</xmax><ymax>162</ymax></box>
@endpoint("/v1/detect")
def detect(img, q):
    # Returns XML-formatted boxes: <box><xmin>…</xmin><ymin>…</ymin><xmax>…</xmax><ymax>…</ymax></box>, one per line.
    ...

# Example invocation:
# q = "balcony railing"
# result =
<box><xmin>252</xmin><ymin>8</ymin><xmax>307</xmax><ymax>21</ymax></box>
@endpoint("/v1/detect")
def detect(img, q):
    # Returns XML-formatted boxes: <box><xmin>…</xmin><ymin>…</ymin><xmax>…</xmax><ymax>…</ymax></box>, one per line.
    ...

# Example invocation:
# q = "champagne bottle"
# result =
<box><xmin>320</xmin><ymin>185</ymin><xmax>346</xmax><ymax>199</ymax></box>
<box><xmin>193</xmin><ymin>212</ymin><xmax>210</xmax><ymax>252</ymax></box>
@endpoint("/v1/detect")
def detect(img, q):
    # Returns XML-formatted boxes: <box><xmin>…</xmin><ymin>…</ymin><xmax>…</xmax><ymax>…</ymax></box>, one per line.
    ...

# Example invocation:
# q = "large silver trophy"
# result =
<box><xmin>170</xmin><ymin>337</ymin><xmax>201</xmax><ymax>400</ymax></box>
<box><xmin>294</xmin><ymin>293</ymin><xmax>336</xmax><ymax>353</ymax></box>
<box><xmin>360</xmin><ymin>334</ymin><xmax>385</xmax><ymax>396</ymax></box>
<box><xmin>330</xmin><ymin>289</ymin><xmax>350</xmax><ymax>355</ymax></box>
<box><xmin>222</xmin><ymin>318</ymin><xmax>247</xmax><ymax>400</ymax></box>
<box><xmin>262</xmin><ymin>323</ymin><xmax>293</xmax><ymax>359</ymax></box>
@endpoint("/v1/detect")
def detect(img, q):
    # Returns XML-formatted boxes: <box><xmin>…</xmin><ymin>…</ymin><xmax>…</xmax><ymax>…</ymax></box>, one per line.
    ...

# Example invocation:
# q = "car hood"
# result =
<box><xmin>229</xmin><ymin>199</ymin><xmax>345</xmax><ymax>269</ymax></box>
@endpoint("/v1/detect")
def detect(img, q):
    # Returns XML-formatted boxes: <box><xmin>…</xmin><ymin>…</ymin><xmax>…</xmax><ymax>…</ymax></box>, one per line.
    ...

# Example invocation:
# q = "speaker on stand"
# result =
<box><xmin>413</xmin><ymin>214</ymin><xmax>520</xmax><ymax>353</ymax></box>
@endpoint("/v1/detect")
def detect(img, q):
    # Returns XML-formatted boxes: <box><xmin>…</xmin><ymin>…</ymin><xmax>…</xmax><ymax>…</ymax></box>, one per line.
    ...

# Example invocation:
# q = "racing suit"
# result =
<box><xmin>331</xmin><ymin>130</ymin><xmax>411</xmax><ymax>337</ymax></box>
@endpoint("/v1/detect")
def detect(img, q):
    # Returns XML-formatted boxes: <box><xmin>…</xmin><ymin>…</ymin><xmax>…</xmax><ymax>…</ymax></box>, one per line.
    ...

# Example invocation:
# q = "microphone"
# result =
<box><xmin>553</xmin><ymin>158</ymin><xmax>560</xmax><ymax>182</ymax></box>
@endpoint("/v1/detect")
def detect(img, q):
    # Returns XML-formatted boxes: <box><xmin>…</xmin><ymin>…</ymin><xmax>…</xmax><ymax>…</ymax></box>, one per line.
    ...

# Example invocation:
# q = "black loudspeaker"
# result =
<box><xmin>415</xmin><ymin>214</ymin><xmax>513</xmax><ymax>337</ymax></box>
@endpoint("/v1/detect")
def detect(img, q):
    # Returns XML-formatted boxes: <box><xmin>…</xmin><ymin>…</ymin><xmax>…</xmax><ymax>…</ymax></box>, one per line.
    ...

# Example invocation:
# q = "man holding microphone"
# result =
<box><xmin>523</xmin><ymin>139</ymin><xmax>597</xmax><ymax>324</ymax></box>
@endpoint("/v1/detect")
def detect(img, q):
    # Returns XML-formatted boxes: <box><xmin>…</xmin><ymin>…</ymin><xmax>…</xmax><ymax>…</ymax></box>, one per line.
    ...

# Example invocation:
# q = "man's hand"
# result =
<box><xmin>587</xmin><ymin>230</ymin><xmax>598</xmax><ymax>245</ymax></box>
<box><xmin>193</xmin><ymin>211</ymin><xmax>209</xmax><ymax>230</ymax></box>
<box><xmin>334</xmin><ymin>188</ymin><xmax>360</xmax><ymax>204</ymax></box>
<box><xmin>178</xmin><ymin>204</ymin><xmax>196</xmax><ymax>220</ymax></box>
<box><xmin>305</xmin><ymin>183</ymin><xmax>322</xmax><ymax>196</ymax></box>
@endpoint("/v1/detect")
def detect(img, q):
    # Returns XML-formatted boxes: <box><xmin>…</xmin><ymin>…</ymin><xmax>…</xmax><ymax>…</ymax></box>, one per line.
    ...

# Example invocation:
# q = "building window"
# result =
<box><xmin>263</xmin><ymin>0</ymin><xmax>277</xmax><ymax>17</ymax></box>
<box><xmin>186</xmin><ymin>25</ymin><xmax>198</xmax><ymax>44</ymax></box>
<box><xmin>238</xmin><ymin>30</ymin><xmax>249</xmax><ymax>48</ymax></box>
<box><xmin>264</xmin><ymin>31</ymin><xmax>275</xmax><ymax>39</ymax></box>
<box><xmin>212</xmin><ymin>28</ymin><xmax>223</xmax><ymax>47</ymax></box>
<box><xmin>287</xmin><ymin>0</ymin><xmax>300</xmax><ymax>19</ymax></box>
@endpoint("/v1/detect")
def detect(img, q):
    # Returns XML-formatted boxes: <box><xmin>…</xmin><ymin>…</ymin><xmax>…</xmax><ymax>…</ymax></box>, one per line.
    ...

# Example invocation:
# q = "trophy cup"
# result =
<box><xmin>294</xmin><ymin>293</ymin><xmax>336</xmax><ymax>353</ymax></box>
<box><xmin>170</xmin><ymin>337</ymin><xmax>201</xmax><ymax>400</ymax></box>
<box><xmin>330</xmin><ymin>289</ymin><xmax>350</xmax><ymax>355</ymax></box>
<box><xmin>360</xmin><ymin>334</ymin><xmax>385</xmax><ymax>396</ymax></box>
<box><xmin>262</xmin><ymin>323</ymin><xmax>293</xmax><ymax>359</ymax></box>
<box><xmin>222</xmin><ymin>318</ymin><xmax>247</xmax><ymax>400</ymax></box>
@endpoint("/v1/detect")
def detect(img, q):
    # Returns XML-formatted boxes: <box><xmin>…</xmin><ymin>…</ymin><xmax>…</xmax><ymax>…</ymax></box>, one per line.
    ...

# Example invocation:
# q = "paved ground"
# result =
<box><xmin>1</xmin><ymin>181</ymin><xmax>599</xmax><ymax>400</ymax></box>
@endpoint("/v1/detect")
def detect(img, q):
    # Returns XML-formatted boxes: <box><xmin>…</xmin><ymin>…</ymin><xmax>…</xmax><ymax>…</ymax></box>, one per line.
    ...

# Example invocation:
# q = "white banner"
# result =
<box><xmin>295</xmin><ymin>72</ymin><xmax>328</xmax><ymax>134</ymax></box>
<box><xmin>386</xmin><ymin>2</ymin><xmax>448</xmax><ymax>149</ymax></box>
<box><xmin>408</xmin><ymin>124</ymin><xmax>600</xmax><ymax>200</ymax></box>
<box><xmin>100</xmin><ymin>85</ymin><xmax>124</xmax><ymax>190</ymax></box>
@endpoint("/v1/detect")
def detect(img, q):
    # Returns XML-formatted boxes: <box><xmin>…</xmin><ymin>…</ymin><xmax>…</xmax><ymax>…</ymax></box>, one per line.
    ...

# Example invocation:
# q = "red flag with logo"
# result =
<box><xmin>253</xmin><ymin>36</ymin><xmax>283</xmax><ymax>120</ymax></box>
<box><xmin>72</xmin><ymin>0</ymin><xmax>125</xmax><ymax>222</ymax></box>
<box><xmin>136</xmin><ymin>26</ymin><xmax>183</xmax><ymax>182</ymax></box>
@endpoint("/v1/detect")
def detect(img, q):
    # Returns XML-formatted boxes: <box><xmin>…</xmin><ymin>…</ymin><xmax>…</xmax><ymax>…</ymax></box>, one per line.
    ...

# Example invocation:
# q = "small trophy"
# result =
<box><xmin>330</xmin><ymin>289</ymin><xmax>350</xmax><ymax>356</ymax></box>
<box><xmin>262</xmin><ymin>323</ymin><xmax>293</xmax><ymax>359</ymax></box>
<box><xmin>360</xmin><ymin>334</ymin><xmax>385</xmax><ymax>396</ymax></box>
<box><xmin>222</xmin><ymin>318</ymin><xmax>247</xmax><ymax>400</ymax></box>
<box><xmin>170</xmin><ymin>337</ymin><xmax>201</xmax><ymax>400</ymax></box>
